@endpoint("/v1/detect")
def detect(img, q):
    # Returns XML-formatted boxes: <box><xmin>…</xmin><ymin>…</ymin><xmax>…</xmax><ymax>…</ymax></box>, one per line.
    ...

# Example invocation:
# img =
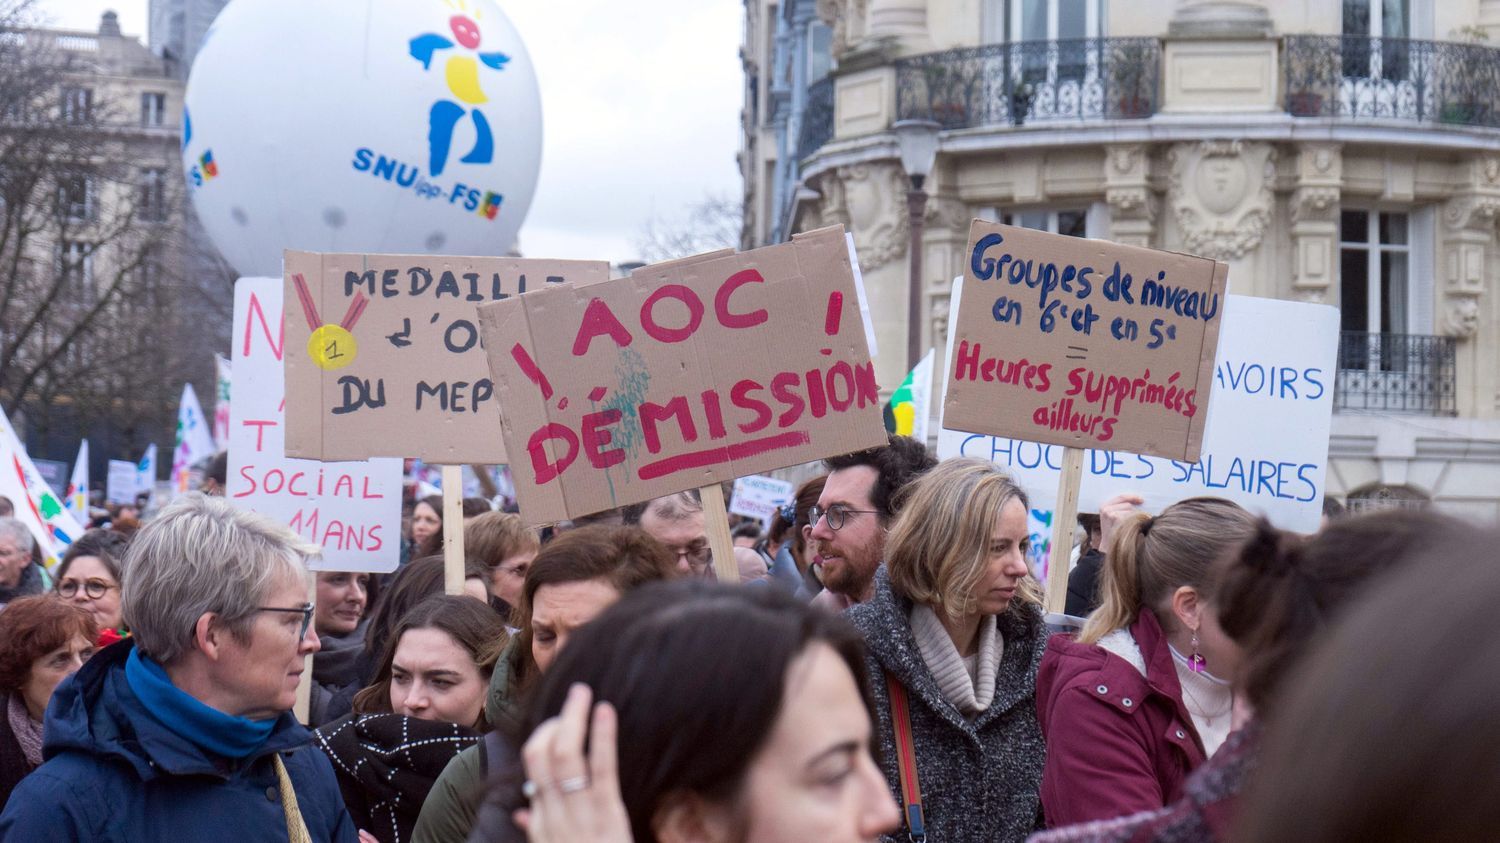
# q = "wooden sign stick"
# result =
<box><xmin>699</xmin><ymin>483</ymin><xmax>739</xmax><ymax>585</ymax></box>
<box><xmin>442</xmin><ymin>465</ymin><xmax>466</xmax><ymax>596</ymax></box>
<box><xmin>1045</xmin><ymin>447</ymin><xmax>1086</xmax><ymax>615</ymax></box>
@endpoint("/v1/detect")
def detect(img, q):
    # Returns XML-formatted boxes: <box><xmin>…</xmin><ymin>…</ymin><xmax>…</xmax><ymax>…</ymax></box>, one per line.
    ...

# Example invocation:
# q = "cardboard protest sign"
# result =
<box><xmin>729</xmin><ymin>475</ymin><xmax>795</xmax><ymax>529</ymax></box>
<box><xmin>229</xmin><ymin>278</ymin><xmax>404</xmax><ymax>572</ymax></box>
<box><xmin>944</xmin><ymin>222</ymin><xmax>1229</xmax><ymax>462</ymax></box>
<box><xmin>940</xmin><ymin>285</ymin><xmax>1339</xmax><ymax>533</ymax></box>
<box><xmin>476</xmin><ymin>225</ymin><xmax>887</xmax><ymax>524</ymax></box>
<box><xmin>282</xmin><ymin>251</ymin><xmax>610</xmax><ymax>463</ymax></box>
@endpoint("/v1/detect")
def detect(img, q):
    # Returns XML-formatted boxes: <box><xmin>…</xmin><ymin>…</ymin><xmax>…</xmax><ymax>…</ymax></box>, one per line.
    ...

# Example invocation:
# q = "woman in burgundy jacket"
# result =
<box><xmin>1035</xmin><ymin>497</ymin><xmax>1256</xmax><ymax>827</ymax></box>
<box><xmin>1031</xmin><ymin>508</ymin><xmax>1469</xmax><ymax>843</ymax></box>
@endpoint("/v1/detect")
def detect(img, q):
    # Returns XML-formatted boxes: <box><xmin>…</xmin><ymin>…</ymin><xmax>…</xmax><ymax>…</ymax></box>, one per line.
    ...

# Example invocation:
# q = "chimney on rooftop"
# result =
<box><xmin>99</xmin><ymin>10</ymin><xmax>122</xmax><ymax>37</ymax></box>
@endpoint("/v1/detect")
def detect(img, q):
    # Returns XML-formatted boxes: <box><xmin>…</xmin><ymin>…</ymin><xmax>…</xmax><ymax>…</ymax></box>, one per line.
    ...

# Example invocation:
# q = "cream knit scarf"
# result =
<box><xmin>910</xmin><ymin>604</ymin><xmax>1003</xmax><ymax>717</ymax></box>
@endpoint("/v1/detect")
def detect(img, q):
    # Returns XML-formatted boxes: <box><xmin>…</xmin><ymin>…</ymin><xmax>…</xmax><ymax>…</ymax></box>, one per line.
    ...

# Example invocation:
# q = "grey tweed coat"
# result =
<box><xmin>846</xmin><ymin>566</ymin><xmax>1049</xmax><ymax>843</ymax></box>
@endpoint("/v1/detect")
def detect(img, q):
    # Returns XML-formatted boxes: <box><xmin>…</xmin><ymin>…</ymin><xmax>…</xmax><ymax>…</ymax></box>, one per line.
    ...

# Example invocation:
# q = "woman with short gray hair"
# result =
<box><xmin>0</xmin><ymin>494</ymin><xmax>358</xmax><ymax>842</ymax></box>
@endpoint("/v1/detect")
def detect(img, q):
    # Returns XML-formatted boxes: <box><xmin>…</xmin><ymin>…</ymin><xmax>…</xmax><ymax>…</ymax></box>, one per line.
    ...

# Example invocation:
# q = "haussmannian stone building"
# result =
<box><xmin>740</xmin><ymin>0</ymin><xmax>1500</xmax><ymax>518</ymax></box>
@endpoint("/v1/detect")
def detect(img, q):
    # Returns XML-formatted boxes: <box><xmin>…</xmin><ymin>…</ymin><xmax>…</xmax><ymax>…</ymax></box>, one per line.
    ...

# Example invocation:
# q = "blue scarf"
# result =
<box><xmin>124</xmin><ymin>647</ymin><xmax>278</xmax><ymax>760</ymax></box>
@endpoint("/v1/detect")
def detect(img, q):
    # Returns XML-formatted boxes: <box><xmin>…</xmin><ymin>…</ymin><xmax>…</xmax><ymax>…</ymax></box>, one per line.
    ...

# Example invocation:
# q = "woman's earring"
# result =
<box><xmin>1189</xmin><ymin>628</ymin><xmax>1206</xmax><ymax>674</ymax></box>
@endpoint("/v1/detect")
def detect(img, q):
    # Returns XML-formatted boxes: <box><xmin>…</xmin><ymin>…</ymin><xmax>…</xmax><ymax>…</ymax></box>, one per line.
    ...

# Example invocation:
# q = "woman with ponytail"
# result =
<box><xmin>1030</xmin><ymin>508</ymin><xmax>1460</xmax><ymax>842</ymax></box>
<box><xmin>1034</xmin><ymin>497</ymin><xmax>1256</xmax><ymax>826</ymax></box>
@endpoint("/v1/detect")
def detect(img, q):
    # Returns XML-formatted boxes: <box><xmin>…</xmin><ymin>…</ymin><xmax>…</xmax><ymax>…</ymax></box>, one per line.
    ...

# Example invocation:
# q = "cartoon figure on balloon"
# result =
<box><xmin>409</xmin><ymin>3</ymin><xmax>511</xmax><ymax>180</ymax></box>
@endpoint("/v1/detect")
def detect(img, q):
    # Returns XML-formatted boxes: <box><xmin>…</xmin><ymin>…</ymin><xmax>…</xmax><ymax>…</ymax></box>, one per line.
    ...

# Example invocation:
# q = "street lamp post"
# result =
<box><xmin>893</xmin><ymin>119</ymin><xmax>940</xmax><ymax>372</ymax></box>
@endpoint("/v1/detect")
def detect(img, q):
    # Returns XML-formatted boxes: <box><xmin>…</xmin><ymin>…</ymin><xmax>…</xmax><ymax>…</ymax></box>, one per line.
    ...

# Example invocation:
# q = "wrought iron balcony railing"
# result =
<box><xmin>796</xmin><ymin>76</ymin><xmax>835</xmax><ymax>161</ymax></box>
<box><xmin>1283</xmin><ymin>35</ymin><xmax>1500</xmax><ymax>127</ymax></box>
<box><xmin>1335</xmin><ymin>332</ymin><xmax>1456</xmax><ymax>416</ymax></box>
<box><xmin>895</xmin><ymin>37</ymin><xmax>1160</xmax><ymax>130</ymax></box>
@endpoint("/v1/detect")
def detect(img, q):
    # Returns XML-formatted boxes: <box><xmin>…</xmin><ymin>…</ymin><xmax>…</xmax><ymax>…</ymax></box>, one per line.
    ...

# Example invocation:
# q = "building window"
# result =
<box><xmin>1343</xmin><ymin>0</ymin><xmax>1410</xmax><ymax>80</ymax></box>
<box><xmin>137</xmin><ymin>245</ymin><xmax>164</xmax><ymax>293</ymax></box>
<box><xmin>141</xmin><ymin>92</ymin><xmax>166</xmax><ymax>127</ymax></box>
<box><xmin>807</xmin><ymin>21</ymin><xmax>834</xmax><ymax>83</ymax></box>
<box><xmin>57</xmin><ymin>241</ymin><xmax>93</xmax><ymax>294</ymax></box>
<box><xmin>1345</xmin><ymin>483</ymin><xmax>1428</xmax><ymax>513</ymax></box>
<box><xmin>1002</xmin><ymin>208</ymin><xmax>1088</xmax><ymax>237</ymax></box>
<box><xmin>1</xmin><ymin>94</ymin><xmax>26</xmax><ymax>124</ymax></box>
<box><xmin>140</xmin><ymin>168</ymin><xmax>167</xmax><ymax>222</ymax></box>
<box><xmin>61</xmin><ymin>86</ymin><xmax>93</xmax><ymax>123</ymax></box>
<box><xmin>1335</xmin><ymin>208</ymin><xmax>1451</xmax><ymax>414</ymax></box>
<box><xmin>1018</xmin><ymin>0</ymin><xmax>1099</xmax><ymax>85</ymax></box>
<box><xmin>57</xmin><ymin>173</ymin><xmax>94</xmax><ymax>222</ymax></box>
<box><xmin>1013</xmin><ymin>0</ymin><xmax>1096</xmax><ymax>43</ymax></box>
<box><xmin>1340</xmin><ymin>209</ymin><xmax>1410</xmax><ymax>338</ymax></box>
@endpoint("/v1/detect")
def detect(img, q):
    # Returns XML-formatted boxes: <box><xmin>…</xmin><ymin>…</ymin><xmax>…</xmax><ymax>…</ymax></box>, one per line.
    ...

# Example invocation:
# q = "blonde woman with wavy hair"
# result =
<box><xmin>1035</xmin><ymin>495</ymin><xmax>1257</xmax><ymax>829</ymax></box>
<box><xmin>845</xmin><ymin>457</ymin><xmax>1050</xmax><ymax>843</ymax></box>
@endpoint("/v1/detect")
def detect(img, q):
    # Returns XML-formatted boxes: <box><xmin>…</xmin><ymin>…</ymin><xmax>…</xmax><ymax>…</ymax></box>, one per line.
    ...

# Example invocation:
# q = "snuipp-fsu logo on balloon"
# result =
<box><xmin>352</xmin><ymin>4</ymin><xmax>511</xmax><ymax>221</ymax></box>
<box><xmin>180</xmin><ymin>0</ymin><xmax>542</xmax><ymax>278</ymax></box>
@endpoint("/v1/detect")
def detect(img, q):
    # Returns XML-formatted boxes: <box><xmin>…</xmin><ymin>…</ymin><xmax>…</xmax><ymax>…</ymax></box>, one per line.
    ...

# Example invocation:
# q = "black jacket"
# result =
<box><xmin>0</xmin><ymin>699</ymin><xmax>35</xmax><ymax>811</ymax></box>
<box><xmin>1065</xmin><ymin>549</ymin><xmax>1106</xmax><ymax>618</ymax></box>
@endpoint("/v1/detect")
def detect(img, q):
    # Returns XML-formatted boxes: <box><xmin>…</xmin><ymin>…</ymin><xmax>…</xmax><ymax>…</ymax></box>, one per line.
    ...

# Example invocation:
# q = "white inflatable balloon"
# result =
<box><xmin>182</xmin><ymin>0</ymin><xmax>542</xmax><ymax>277</ymax></box>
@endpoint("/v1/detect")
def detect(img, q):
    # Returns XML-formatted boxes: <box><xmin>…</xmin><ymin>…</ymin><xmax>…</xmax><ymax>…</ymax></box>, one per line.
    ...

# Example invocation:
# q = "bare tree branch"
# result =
<box><xmin>633</xmin><ymin>193</ymin><xmax>745</xmax><ymax>263</ymax></box>
<box><xmin>0</xmin><ymin>0</ymin><xmax>233</xmax><ymax>459</ymax></box>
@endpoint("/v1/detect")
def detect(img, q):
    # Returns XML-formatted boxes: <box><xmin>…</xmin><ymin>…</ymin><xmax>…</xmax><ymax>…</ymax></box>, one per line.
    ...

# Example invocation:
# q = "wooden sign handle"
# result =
<box><xmin>1045</xmin><ymin>447</ymin><xmax>1086</xmax><ymax>615</ymax></box>
<box><xmin>442</xmin><ymin>465</ymin><xmax>466</xmax><ymax>596</ymax></box>
<box><xmin>699</xmin><ymin>483</ymin><xmax>739</xmax><ymax>585</ymax></box>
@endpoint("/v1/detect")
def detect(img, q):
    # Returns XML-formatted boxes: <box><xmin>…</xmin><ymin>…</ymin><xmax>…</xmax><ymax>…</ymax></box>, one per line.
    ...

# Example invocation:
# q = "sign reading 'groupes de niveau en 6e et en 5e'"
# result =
<box><xmin>943</xmin><ymin>221</ymin><xmax>1230</xmax><ymax>464</ymax></box>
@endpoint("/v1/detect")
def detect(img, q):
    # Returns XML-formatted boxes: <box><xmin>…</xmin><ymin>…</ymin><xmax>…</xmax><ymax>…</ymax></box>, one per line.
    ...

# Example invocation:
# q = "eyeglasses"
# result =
<box><xmin>671</xmin><ymin>544</ymin><xmax>712</xmax><ymax>573</ymax></box>
<box><xmin>57</xmin><ymin>578</ymin><xmax>118</xmax><ymax>600</ymax></box>
<box><xmin>496</xmin><ymin>561</ymin><xmax>530</xmax><ymax>579</ymax></box>
<box><xmin>257</xmin><ymin>603</ymin><xmax>315</xmax><ymax>639</ymax></box>
<box><xmin>808</xmin><ymin>504</ymin><xmax>879</xmax><ymax>532</ymax></box>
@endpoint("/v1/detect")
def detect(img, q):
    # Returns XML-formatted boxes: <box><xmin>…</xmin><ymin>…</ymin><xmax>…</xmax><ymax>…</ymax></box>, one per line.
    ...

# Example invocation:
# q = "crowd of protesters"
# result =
<box><xmin>0</xmin><ymin>435</ymin><xmax>1496</xmax><ymax>842</ymax></box>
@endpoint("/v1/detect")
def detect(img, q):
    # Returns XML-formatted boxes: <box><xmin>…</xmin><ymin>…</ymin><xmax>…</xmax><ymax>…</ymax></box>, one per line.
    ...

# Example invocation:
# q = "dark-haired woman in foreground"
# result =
<box><xmin>479</xmin><ymin>580</ymin><xmax>900</xmax><ymax>842</ymax></box>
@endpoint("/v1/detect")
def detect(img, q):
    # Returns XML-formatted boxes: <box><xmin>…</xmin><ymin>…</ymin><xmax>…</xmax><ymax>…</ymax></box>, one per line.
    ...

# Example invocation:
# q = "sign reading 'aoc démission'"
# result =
<box><xmin>476</xmin><ymin>226</ymin><xmax>888</xmax><ymax>524</ymax></box>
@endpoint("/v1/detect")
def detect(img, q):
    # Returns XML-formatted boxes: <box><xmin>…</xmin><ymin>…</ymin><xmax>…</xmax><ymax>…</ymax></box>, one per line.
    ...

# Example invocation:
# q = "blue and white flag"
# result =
<box><xmin>64</xmin><ymin>439</ymin><xmax>89</xmax><ymax>517</ymax></box>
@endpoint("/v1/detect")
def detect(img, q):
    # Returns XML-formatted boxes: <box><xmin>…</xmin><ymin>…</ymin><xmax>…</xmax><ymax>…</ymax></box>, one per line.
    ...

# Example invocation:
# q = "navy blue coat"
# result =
<box><xmin>0</xmin><ymin>640</ymin><xmax>357</xmax><ymax>842</ymax></box>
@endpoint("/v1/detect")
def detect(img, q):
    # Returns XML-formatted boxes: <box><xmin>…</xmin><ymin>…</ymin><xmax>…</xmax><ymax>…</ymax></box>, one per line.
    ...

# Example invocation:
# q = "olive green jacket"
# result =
<box><xmin>410</xmin><ymin>636</ymin><xmax>524</xmax><ymax>843</ymax></box>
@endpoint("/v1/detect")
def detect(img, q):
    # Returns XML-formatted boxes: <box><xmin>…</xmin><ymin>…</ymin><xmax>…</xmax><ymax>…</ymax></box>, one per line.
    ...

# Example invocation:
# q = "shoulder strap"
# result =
<box><xmin>885</xmin><ymin>671</ymin><xmax>927</xmax><ymax>842</ymax></box>
<box><xmin>273</xmin><ymin>753</ymin><xmax>314</xmax><ymax>843</ymax></box>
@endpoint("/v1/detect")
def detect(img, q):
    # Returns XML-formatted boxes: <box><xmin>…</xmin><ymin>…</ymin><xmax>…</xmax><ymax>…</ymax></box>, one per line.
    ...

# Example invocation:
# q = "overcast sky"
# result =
<box><xmin>40</xmin><ymin>0</ymin><xmax>745</xmax><ymax>265</ymax></box>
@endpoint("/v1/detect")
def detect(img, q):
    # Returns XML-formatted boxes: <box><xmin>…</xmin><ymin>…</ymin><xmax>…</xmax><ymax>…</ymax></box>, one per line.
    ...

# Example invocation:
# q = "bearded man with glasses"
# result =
<box><xmin>0</xmin><ymin>494</ymin><xmax>357</xmax><ymax>842</ymax></box>
<box><xmin>809</xmin><ymin>435</ymin><xmax>937</xmax><ymax>611</ymax></box>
